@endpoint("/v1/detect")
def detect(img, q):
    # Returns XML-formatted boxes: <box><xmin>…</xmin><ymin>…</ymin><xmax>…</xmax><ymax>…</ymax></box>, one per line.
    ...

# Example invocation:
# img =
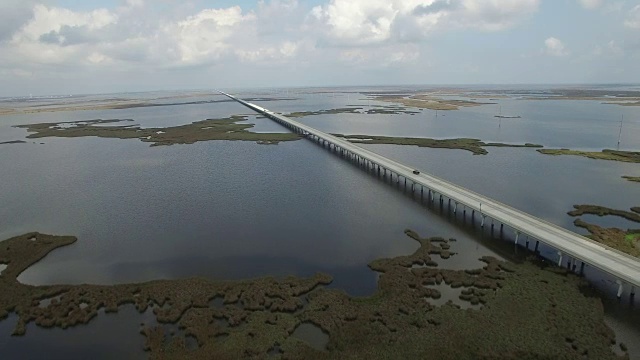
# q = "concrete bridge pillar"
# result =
<box><xmin>579</xmin><ymin>261</ymin><xmax>585</xmax><ymax>275</ymax></box>
<box><xmin>453</xmin><ymin>202</ymin><xmax>458</xmax><ymax>214</ymax></box>
<box><xmin>480</xmin><ymin>215</ymin><xmax>486</xmax><ymax>228</ymax></box>
<box><xmin>557</xmin><ymin>251</ymin><xmax>563</xmax><ymax>267</ymax></box>
<box><xmin>616</xmin><ymin>280</ymin><xmax>624</xmax><ymax>299</ymax></box>
<box><xmin>514</xmin><ymin>231</ymin><xmax>520</xmax><ymax>245</ymax></box>
<box><xmin>534</xmin><ymin>240</ymin><xmax>539</xmax><ymax>253</ymax></box>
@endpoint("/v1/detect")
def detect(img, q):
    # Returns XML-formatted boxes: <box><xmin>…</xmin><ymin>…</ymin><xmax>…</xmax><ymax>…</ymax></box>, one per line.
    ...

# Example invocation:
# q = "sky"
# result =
<box><xmin>0</xmin><ymin>0</ymin><xmax>639</xmax><ymax>96</ymax></box>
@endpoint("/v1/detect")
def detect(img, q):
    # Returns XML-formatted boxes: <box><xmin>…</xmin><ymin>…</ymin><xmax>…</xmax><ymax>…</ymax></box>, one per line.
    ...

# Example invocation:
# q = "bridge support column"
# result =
<box><xmin>453</xmin><ymin>202</ymin><xmax>457</xmax><ymax>214</ymax></box>
<box><xmin>579</xmin><ymin>261</ymin><xmax>585</xmax><ymax>275</ymax></box>
<box><xmin>534</xmin><ymin>241</ymin><xmax>539</xmax><ymax>253</ymax></box>
<box><xmin>525</xmin><ymin>237</ymin><xmax>529</xmax><ymax>248</ymax></box>
<box><xmin>557</xmin><ymin>251</ymin><xmax>563</xmax><ymax>267</ymax></box>
<box><xmin>616</xmin><ymin>280</ymin><xmax>624</xmax><ymax>299</ymax></box>
<box><xmin>514</xmin><ymin>231</ymin><xmax>520</xmax><ymax>244</ymax></box>
<box><xmin>480</xmin><ymin>216</ymin><xmax>486</xmax><ymax>228</ymax></box>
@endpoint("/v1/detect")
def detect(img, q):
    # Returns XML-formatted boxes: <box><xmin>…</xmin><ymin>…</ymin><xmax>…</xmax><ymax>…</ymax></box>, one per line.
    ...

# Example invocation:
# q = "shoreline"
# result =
<box><xmin>0</xmin><ymin>230</ymin><xmax>627</xmax><ymax>358</ymax></box>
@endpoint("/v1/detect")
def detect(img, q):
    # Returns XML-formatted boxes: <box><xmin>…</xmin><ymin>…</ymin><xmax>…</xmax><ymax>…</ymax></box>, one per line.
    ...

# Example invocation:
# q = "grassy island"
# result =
<box><xmin>371</xmin><ymin>94</ymin><xmax>493</xmax><ymax>111</ymax></box>
<box><xmin>568</xmin><ymin>205</ymin><xmax>640</xmax><ymax>257</ymax></box>
<box><xmin>333</xmin><ymin>134</ymin><xmax>542</xmax><ymax>155</ymax></box>
<box><xmin>14</xmin><ymin>117</ymin><xmax>300</xmax><ymax>146</ymax></box>
<box><xmin>0</xmin><ymin>230</ymin><xmax>626</xmax><ymax>359</ymax></box>
<box><xmin>538</xmin><ymin>149</ymin><xmax>640</xmax><ymax>163</ymax></box>
<box><xmin>286</xmin><ymin>106</ymin><xmax>419</xmax><ymax>118</ymax></box>
<box><xmin>622</xmin><ymin>176</ymin><xmax>640</xmax><ymax>183</ymax></box>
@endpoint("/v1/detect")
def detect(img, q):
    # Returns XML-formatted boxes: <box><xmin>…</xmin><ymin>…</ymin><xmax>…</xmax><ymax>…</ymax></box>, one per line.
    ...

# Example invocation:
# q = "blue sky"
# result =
<box><xmin>0</xmin><ymin>0</ymin><xmax>639</xmax><ymax>96</ymax></box>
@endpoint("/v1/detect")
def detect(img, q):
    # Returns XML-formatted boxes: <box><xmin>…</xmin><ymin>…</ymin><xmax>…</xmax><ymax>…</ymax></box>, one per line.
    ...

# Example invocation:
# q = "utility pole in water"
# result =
<box><xmin>617</xmin><ymin>114</ymin><xmax>623</xmax><ymax>150</ymax></box>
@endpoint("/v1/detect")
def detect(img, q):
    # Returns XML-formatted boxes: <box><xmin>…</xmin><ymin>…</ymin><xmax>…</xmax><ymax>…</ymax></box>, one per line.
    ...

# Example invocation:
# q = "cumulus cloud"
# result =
<box><xmin>0</xmin><ymin>0</ymin><xmax>552</xmax><ymax>94</ymax></box>
<box><xmin>625</xmin><ymin>5</ymin><xmax>640</xmax><ymax>28</ymax></box>
<box><xmin>0</xmin><ymin>0</ymin><xmax>46</xmax><ymax>42</ymax></box>
<box><xmin>544</xmin><ymin>37</ymin><xmax>569</xmax><ymax>57</ymax></box>
<box><xmin>164</xmin><ymin>7</ymin><xmax>255</xmax><ymax>65</ymax></box>
<box><xmin>310</xmin><ymin>0</ymin><xmax>540</xmax><ymax>46</ymax></box>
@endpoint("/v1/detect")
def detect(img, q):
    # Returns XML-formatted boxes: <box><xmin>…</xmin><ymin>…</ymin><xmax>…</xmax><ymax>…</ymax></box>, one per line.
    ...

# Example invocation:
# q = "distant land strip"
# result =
<box><xmin>538</xmin><ymin>149</ymin><xmax>640</xmax><ymax>163</ymax></box>
<box><xmin>332</xmin><ymin>134</ymin><xmax>542</xmax><ymax>155</ymax></box>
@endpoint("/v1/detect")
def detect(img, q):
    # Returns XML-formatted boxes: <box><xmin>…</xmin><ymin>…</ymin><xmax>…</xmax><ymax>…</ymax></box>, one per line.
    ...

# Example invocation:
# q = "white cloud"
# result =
<box><xmin>578</xmin><ymin>0</ymin><xmax>602</xmax><ymax>9</ymax></box>
<box><xmin>164</xmin><ymin>7</ymin><xmax>255</xmax><ymax>65</ymax></box>
<box><xmin>625</xmin><ymin>5</ymin><xmax>640</xmax><ymax>28</ymax></box>
<box><xmin>544</xmin><ymin>37</ymin><xmax>569</xmax><ymax>57</ymax></box>
<box><xmin>310</xmin><ymin>0</ymin><xmax>540</xmax><ymax>46</ymax></box>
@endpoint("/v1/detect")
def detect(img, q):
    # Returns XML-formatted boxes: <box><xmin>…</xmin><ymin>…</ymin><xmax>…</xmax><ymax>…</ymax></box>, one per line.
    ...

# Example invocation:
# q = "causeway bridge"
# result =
<box><xmin>219</xmin><ymin>91</ymin><xmax>640</xmax><ymax>297</ymax></box>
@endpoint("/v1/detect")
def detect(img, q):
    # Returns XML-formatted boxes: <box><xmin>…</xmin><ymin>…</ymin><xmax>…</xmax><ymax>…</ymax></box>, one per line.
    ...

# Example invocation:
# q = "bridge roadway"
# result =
<box><xmin>219</xmin><ymin>91</ymin><xmax>640</xmax><ymax>295</ymax></box>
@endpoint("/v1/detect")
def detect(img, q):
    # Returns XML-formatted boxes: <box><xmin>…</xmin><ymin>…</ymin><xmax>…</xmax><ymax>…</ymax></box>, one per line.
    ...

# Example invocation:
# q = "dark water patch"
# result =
<box><xmin>209</xmin><ymin>296</ymin><xmax>224</xmax><ymax>308</ymax></box>
<box><xmin>38</xmin><ymin>294</ymin><xmax>63</xmax><ymax>308</ymax></box>
<box><xmin>0</xmin><ymin>306</ymin><xmax>150</xmax><ymax>360</ymax></box>
<box><xmin>578</xmin><ymin>214</ymin><xmax>640</xmax><ymax>231</ymax></box>
<box><xmin>290</xmin><ymin>322</ymin><xmax>329</xmax><ymax>351</ymax></box>
<box><xmin>425</xmin><ymin>283</ymin><xmax>484</xmax><ymax>310</ymax></box>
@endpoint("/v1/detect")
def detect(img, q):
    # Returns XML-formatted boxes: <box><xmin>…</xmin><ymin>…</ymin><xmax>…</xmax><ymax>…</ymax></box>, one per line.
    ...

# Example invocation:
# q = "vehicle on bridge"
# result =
<box><xmin>413</xmin><ymin>170</ymin><xmax>420</xmax><ymax>175</ymax></box>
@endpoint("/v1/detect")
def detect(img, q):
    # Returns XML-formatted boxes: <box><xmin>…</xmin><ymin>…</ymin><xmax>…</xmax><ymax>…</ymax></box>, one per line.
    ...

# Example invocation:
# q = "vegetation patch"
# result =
<box><xmin>14</xmin><ymin>117</ymin><xmax>300</xmax><ymax>146</ymax></box>
<box><xmin>622</xmin><ymin>176</ymin><xmax>640</xmax><ymax>183</ymax></box>
<box><xmin>538</xmin><ymin>149</ymin><xmax>640</xmax><ymax>163</ymax></box>
<box><xmin>568</xmin><ymin>205</ymin><xmax>640</xmax><ymax>223</ymax></box>
<box><xmin>568</xmin><ymin>205</ymin><xmax>640</xmax><ymax>257</ymax></box>
<box><xmin>371</xmin><ymin>94</ymin><xmax>494</xmax><ymax>110</ymax></box>
<box><xmin>332</xmin><ymin>134</ymin><xmax>542</xmax><ymax>155</ymax></box>
<box><xmin>0</xmin><ymin>230</ymin><xmax>626</xmax><ymax>359</ymax></box>
<box><xmin>287</xmin><ymin>106</ymin><xmax>419</xmax><ymax>118</ymax></box>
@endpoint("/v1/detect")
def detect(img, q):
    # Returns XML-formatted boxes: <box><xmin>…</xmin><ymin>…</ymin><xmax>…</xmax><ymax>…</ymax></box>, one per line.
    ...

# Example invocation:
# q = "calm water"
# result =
<box><xmin>1</xmin><ymin>86</ymin><xmax>639</xmax><ymax>358</ymax></box>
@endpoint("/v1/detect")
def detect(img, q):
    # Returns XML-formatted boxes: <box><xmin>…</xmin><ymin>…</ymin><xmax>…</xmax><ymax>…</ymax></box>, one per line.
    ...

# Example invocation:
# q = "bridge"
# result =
<box><xmin>219</xmin><ymin>91</ymin><xmax>640</xmax><ymax>297</ymax></box>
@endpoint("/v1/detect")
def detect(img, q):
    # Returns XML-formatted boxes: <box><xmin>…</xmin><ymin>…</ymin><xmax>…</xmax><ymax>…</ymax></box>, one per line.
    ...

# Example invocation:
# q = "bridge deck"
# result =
<box><xmin>220</xmin><ymin>91</ymin><xmax>640</xmax><ymax>290</ymax></box>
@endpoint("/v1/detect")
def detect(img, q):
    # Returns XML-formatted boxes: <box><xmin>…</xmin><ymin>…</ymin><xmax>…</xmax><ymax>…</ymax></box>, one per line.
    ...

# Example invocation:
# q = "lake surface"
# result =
<box><xmin>1</xmin><ymin>86</ymin><xmax>639</xmax><ymax>358</ymax></box>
